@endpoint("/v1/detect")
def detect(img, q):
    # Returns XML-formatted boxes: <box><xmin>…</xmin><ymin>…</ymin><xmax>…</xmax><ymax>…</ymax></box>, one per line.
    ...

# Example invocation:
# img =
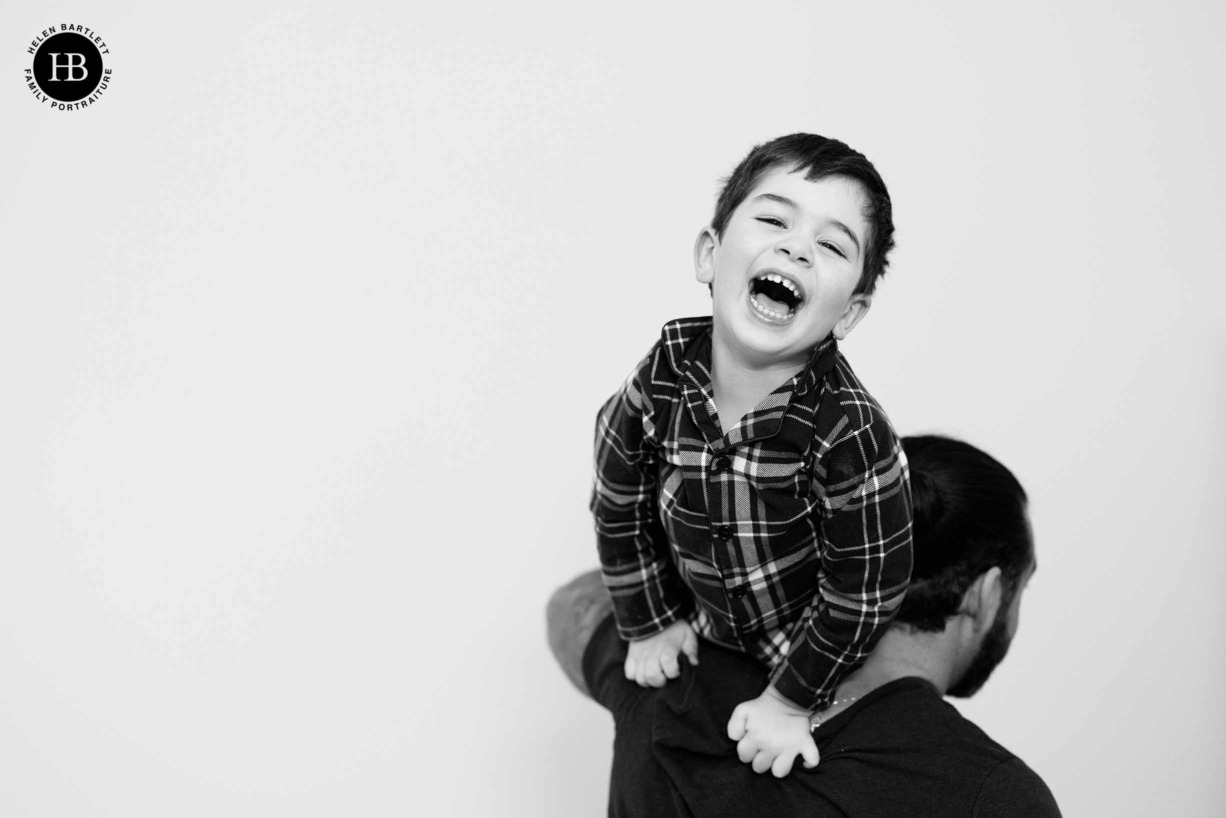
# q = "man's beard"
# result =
<box><xmin>947</xmin><ymin>611</ymin><xmax>1013</xmax><ymax>698</ymax></box>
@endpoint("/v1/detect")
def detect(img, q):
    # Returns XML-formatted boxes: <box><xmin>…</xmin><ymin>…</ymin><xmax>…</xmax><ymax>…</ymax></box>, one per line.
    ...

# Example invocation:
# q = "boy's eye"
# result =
<box><xmin>756</xmin><ymin>216</ymin><xmax>786</xmax><ymax>228</ymax></box>
<box><xmin>820</xmin><ymin>241</ymin><xmax>847</xmax><ymax>259</ymax></box>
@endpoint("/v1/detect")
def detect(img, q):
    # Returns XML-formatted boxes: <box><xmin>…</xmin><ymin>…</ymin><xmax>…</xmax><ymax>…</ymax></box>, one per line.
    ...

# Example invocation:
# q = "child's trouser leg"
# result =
<box><xmin>545</xmin><ymin>568</ymin><xmax>612</xmax><ymax>698</ymax></box>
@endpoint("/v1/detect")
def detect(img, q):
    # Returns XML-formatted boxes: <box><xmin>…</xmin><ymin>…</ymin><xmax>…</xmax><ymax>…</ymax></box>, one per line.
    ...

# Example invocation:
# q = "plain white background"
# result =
<box><xmin>2</xmin><ymin>1</ymin><xmax>1223</xmax><ymax>815</ymax></box>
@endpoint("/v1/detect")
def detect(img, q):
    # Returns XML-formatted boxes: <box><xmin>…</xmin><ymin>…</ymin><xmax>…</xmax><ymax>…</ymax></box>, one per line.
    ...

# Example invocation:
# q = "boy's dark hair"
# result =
<box><xmin>895</xmin><ymin>435</ymin><xmax>1033</xmax><ymax>633</ymax></box>
<box><xmin>711</xmin><ymin>133</ymin><xmax>896</xmax><ymax>296</ymax></box>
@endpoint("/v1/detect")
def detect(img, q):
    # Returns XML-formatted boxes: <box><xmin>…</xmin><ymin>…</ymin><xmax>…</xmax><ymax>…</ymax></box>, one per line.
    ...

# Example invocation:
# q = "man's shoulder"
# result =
<box><xmin>883</xmin><ymin>687</ymin><xmax>1061</xmax><ymax>816</ymax></box>
<box><xmin>818</xmin><ymin>681</ymin><xmax>1060</xmax><ymax>817</ymax></box>
<box><xmin>974</xmin><ymin>757</ymin><xmax>1063</xmax><ymax>817</ymax></box>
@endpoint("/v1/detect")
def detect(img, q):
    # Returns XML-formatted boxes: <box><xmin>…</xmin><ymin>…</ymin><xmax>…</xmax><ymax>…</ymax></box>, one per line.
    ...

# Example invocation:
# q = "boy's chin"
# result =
<box><xmin>718</xmin><ymin>317</ymin><xmax>825</xmax><ymax>366</ymax></box>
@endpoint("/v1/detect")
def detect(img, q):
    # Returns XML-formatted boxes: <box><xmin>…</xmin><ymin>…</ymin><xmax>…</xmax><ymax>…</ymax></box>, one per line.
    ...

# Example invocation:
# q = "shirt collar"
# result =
<box><xmin>660</xmin><ymin>317</ymin><xmax>713</xmax><ymax>379</ymax></box>
<box><xmin>659</xmin><ymin>317</ymin><xmax>839</xmax><ymax>395</ymax></box>
<box><xmin>794</xmin><ymin>335</ymin><xmax>839</xmax><ymax>396</ymax></box>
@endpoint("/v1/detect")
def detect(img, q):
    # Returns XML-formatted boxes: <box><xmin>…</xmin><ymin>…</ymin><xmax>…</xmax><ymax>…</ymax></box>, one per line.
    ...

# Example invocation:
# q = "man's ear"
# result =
<box><xmin>832</xmin><ymin>294</ymin><xmax>872</xmax><ymax>340</ymax></box>
<box><xmin>694</xmin><ymin>227</ymin><xmax>718</xmax><ymax>285</ymax></box>
<box><xmin>959</xmin><ymin>567</ymin><xmax>1004</xmax><ymax>635</ymax></box>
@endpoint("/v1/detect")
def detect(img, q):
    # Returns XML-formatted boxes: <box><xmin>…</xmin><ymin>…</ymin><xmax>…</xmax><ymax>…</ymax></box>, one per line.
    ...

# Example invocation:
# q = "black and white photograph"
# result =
<box><xmin>3</xmin><ymin>2</ymin><xmax>1223</xmax><ymax>815</ymax></box>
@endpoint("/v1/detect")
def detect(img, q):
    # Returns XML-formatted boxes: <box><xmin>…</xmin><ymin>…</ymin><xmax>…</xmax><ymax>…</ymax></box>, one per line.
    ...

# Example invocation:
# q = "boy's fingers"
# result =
<box><xmin>751</xmin><ymin>750</ymin><xmax>774</xmax><ymax>775</ymax></box>
<box><xmin>801</xmin><ymin>739</ymin><xmax>820</xmax><ymax>769</ymax></box>
<box><xmin>727</xmin><ymin>705</ymin><xmax>749</xmax><ymax>741</ymax></box>
<box><xmin>736</xmin><ymin>738</ymin><xmax>757</xmax><ymax>764</ymax></box>
<box><xmin>771</xmin><ymin>751</ymin><xmax>796</xmax><ymax>779</ymax></box>
<box><xmin>643</xmin><ymin>659</ymin><xmax>666</xmax><ymax>688</ymax></box>
<box><xmin>660</xmin><ymin>650</ymin><xmax>680</xmax><ymax>679</ymax></box>
<box><xmin>682</xmin><ymin>630</ymin><xmax>700</xmax><ymax>665</ymax></box>
<box><xmin>623</xmin><ymin>655</ymin><xmax>637</xmax><ymax>682</ymax></box>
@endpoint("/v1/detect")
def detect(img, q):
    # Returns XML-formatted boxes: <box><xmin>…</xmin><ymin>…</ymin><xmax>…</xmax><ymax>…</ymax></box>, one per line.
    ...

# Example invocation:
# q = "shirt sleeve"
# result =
<box><xmin>768</xmin><ymin>417</ymin><xmax>913</xmax><ymax>709</ymax></box>
<box><xmin>973</xmin><ymin>758</ymin><xmax>1063</xmax><ymax>817</ymax></box>
<box><xmin>590</xmin><ymin>351</ymin><xmax>689</xmax><ymax>640</ymax></box>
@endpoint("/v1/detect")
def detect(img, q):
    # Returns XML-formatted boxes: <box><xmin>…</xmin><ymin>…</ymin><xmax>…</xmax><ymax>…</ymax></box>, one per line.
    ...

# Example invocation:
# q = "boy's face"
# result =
<box><xmin>695</xmin><ymin>168</ymin><xmax>872</xmax><ymax>370</ymax></box>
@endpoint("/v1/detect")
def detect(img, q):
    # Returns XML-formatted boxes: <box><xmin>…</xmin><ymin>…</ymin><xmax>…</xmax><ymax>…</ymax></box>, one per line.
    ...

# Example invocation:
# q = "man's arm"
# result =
<box><xmin>545</xmin><ymin>569</ymin><xmax>610</xmax><ymax>698</ymax></box>
<box><xmin>769</xmin><ymin>419</ymin><xmax>914</xmax><ymax>710</ymax></box>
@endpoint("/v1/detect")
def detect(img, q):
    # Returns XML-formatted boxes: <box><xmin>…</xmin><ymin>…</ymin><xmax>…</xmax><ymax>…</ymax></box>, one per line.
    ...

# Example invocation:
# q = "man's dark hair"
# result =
<box><xmin>895</xmin><ymin>435</ymin><xmax>1033</xmax><ymax>632</ymax></box>
<box><xmin>711</xmin><ymin>133</ymin><xmax>895</xmax><ymax>296</ymax></box>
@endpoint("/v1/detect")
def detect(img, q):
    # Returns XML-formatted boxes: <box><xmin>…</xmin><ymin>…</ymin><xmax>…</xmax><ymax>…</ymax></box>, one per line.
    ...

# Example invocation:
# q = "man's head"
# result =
<box><xmin>694</xmin><ymin>134</ymin><xmax>895</xmax><ymax>370</ymax></box>
<box><xmin>896</xmin><ymin>434</ymin><xmax>1035</xmax><ymax>697</ymax></box>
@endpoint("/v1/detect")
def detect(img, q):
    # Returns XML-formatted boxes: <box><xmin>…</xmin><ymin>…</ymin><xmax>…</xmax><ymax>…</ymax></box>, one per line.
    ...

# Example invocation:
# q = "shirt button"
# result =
<box><xmin>715</xmin><ymin>525</ymin><xmax>733</xmax><ymax>540</ymax></box>
<box><xmin>711</xmin><ymin>455</ymin><xmax>731</xmax><ymax>473</ymax></box>
<box><xmin>729</xmin><ymin>584</ymin><xmax>749</xmax><ymax>599</ymax></box>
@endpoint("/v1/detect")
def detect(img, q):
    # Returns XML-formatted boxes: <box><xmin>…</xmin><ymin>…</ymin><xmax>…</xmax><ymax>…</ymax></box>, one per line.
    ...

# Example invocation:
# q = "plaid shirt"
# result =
<box><xmin>591</xmin><ymin>317</ymin><xmax>912</xmax><ymax>710</ymax></box>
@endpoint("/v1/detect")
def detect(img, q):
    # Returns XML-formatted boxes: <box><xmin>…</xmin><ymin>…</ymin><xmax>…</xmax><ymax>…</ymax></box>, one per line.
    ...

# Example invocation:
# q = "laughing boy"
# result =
<box><xmin>591</xmin><ymin>134</ymin><xmax>913</xmax><ymax>778</ymax></box>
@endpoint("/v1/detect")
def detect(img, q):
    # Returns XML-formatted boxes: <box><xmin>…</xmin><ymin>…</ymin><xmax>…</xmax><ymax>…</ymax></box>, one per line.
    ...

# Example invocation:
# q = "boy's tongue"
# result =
<box><xmin>754</xmin><ymin>291</ymin><xmax>792</xmax><ymax>315</ymax></box>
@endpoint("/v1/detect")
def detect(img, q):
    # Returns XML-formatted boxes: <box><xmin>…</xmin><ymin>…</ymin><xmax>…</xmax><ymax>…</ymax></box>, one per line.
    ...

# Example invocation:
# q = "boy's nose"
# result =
<box><xmin>775</xmin><ymin>235</ymin><xmax>813</xmax><ymax>267</ymax></box>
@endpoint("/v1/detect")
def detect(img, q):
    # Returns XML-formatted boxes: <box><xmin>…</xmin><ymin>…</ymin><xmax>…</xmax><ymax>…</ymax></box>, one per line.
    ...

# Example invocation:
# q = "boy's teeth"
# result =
<box><xmin>759</xmin><ymin>273</ymin><xmax>800</xmax><ymax>299</ymax></box>
<box><xmin>751</xmin><ymin>292</ymin><xmax>793</xmax><ymax>319</ymax></box>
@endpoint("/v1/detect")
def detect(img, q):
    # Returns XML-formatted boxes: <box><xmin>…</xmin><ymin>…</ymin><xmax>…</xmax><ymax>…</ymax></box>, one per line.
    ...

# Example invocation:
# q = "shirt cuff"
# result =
<box><xmin>768</xmin><ymin>658</ymin><xmax>831</xmax><ymax>711</ymax></box>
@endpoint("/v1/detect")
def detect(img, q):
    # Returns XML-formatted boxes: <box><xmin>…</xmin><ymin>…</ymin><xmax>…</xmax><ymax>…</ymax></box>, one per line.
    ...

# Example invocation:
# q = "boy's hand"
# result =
<box><xmin>727</xmin><ymin>685</ymin><xmax>819</xmax><ymax>778</ymax></box>
<box><xmin>624</xmin><ymin>620</ymin><xmax>699</xmax><ymax>688</ymax></box>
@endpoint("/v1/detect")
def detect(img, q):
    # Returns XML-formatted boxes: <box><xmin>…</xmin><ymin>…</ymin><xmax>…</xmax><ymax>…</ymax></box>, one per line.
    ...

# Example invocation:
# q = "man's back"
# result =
<box><xmin>585</xmin><ymin>615</ymin><xmax>1059</xmax><ymax>818</ymax></box>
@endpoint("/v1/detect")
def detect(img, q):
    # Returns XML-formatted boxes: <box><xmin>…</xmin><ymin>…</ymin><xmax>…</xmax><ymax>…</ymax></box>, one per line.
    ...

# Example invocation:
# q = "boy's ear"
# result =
<box><xmin>832</xmin><ymin>294</ymin><xmax>872</xmax><ymax>340</ymax></box>
<box><xmin>694</xmin><ymin>227</ymin><xmax>718</xmax><ymax>285</ymax></box>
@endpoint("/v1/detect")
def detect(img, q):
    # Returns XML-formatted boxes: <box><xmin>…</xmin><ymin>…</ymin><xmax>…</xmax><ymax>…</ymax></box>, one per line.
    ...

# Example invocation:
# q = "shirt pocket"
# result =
<box><xmin>656</xmin><ymin>444</ymin><xmax>713</xmax><ymax>561</ymax></box>
<box><xmin>744</xmin><ymin>447</ymin><xmax>813</xmax><ymax>501</ymax></box>
<box><xmin>748</xmin><ymin>450</ymin><xmax>823</xmax><ymax>554</ymax></box>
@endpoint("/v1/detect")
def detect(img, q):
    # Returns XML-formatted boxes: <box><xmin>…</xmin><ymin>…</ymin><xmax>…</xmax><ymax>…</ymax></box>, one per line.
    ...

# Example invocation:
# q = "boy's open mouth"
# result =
<box><xmin>750</xmin><ymin>273</ymin><xmax>803</xmax><ymax>321</ymax></box>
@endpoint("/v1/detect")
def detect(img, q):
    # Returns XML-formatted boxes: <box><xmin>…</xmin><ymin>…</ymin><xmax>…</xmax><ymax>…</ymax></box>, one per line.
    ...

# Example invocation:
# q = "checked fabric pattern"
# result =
<box><xmin>591</xmin><ymin>317</ymin><xmax>913</xmax><ymax>710</ymax></box>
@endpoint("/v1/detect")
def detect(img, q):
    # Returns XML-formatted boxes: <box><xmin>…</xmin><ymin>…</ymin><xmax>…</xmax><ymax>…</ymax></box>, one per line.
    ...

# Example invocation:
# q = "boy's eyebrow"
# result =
<box><xmin>751</xmin><ymin>192</ymin><xmax>862</xmax><ymax>255</ymax></box>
